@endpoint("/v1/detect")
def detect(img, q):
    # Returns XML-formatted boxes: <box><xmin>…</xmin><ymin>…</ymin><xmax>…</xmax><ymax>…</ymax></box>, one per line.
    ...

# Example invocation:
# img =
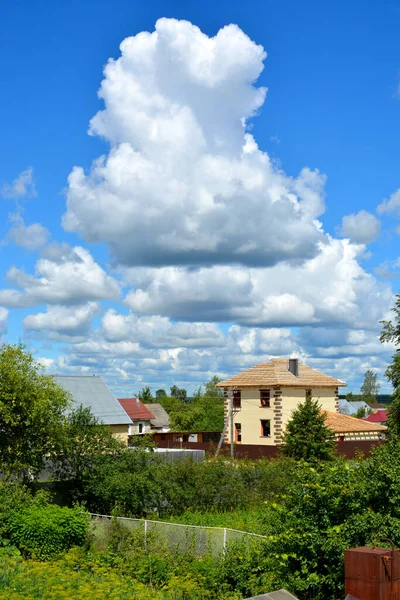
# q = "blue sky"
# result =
<box><xmin>0</xmin><ymin>0</ymin><xmax>399</xmax><ymax>395</ymax></box>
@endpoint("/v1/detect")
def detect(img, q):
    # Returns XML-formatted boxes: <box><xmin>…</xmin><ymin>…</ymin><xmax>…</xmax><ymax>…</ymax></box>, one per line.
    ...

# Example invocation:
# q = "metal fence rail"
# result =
<box><xmin>89</xmin><ymin>512</ymin><xmax>269</xmax><ymax>556</ymax></box>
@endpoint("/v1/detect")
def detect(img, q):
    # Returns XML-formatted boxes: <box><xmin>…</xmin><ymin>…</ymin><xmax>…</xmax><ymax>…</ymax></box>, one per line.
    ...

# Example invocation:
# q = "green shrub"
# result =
<box><xmin>0</xmin><ymin>482</ymin><xmax>51</xmax><ymax>544</ymax></box>
<box><xmin>9</xmin><ymin>505</ymin><xmax>89</xmax><ymax>560</ymax></box>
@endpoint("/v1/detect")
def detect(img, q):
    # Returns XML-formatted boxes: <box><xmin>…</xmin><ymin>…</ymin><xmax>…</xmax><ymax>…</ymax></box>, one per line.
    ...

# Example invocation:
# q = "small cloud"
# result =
<box><xmin>340</xmin><ymin>210</ymin><xmax>381</xmax><ymax>244</ymax></box>
<box><xmin>377</xmin><ymin>189</ymin><xmax>400</xmax><ymax>216</ymax></box>
<box><xmin>0</xmin><ymin>307</ymin><xmax>8</xmax><ymax>336</ymax></box>
<box><xmin>7</xmin><ymin>213</ymin><xmax>50</xmax><ymax>251</ymax></box>
<box><xmin>374</xmin><ymin>258</ymin><xmax>400</xmax><ymax>279</ymax></box>
<box><xmin>269</xmin><ymin>135</ymin><xmax>281</xmax><ymax>144</ymax></box>
<box><xmin>1</xmin><ymin>167</ymin><xmax>36</xmax><ymax>200</ymax></box>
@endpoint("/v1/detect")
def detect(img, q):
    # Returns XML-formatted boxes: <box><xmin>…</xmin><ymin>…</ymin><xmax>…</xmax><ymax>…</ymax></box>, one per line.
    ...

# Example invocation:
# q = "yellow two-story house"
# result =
<box><xmin>217</xmin><ymin>358</ymin><xmax>346</xmax><ymax>445</ymax></box>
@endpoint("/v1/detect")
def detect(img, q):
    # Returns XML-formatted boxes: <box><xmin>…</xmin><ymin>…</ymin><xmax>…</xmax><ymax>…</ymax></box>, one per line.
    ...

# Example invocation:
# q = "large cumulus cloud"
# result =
<box><xmin>63</xmin><ymin>18</ymin><xmax>326</xmax><ymax>268</ymax></box>
<box><xmin>124</xmin><ymin>238</ymin><xmax>393</xmax><ymax>329</ymax></box>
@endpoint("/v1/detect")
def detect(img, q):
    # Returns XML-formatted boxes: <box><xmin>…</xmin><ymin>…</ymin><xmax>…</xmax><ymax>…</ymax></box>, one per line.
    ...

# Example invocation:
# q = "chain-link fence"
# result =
<box><xmin>89</xmin><ymin>512</ymin><xmax>269</xmax><ymax>556</ymax></box>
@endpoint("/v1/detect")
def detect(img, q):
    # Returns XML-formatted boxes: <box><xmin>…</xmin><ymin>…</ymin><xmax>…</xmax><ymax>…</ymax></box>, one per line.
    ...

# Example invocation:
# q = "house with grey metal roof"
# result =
<box><xmin>144</xmin><ymin>403</ymin><xmax>170</xmax><ymax>431</ymax></box>
<box><xmin>338</xmin><ymin>399</ymin><xmax>370</xmax><ymax>417</ymax></box>
<box><xmin>54</xmin><ymin>375</ymin><xmax>132</xmax><ymax>444</ymax></box>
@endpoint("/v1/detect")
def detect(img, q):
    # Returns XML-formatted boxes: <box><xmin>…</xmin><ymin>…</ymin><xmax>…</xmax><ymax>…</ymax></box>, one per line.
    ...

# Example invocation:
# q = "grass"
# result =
<box><xmin>158</xmin><ymin>509</ymin><xmax>265</xmax><ymax>534</ymax></box>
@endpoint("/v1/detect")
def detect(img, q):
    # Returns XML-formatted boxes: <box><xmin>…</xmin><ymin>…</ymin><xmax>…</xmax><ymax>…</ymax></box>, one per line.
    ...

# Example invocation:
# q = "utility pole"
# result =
<box><xmin>229</xmin><ymin>387</ymin><xmax>234</xmax><ymax>459</ymax></box>
<box><xmin>215</xmin><ymin>386</ymin><xmax>232</xmax><ymax>457</ymax></box>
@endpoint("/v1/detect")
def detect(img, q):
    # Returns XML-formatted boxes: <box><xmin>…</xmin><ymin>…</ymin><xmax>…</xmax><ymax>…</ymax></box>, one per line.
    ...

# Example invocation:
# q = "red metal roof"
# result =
<box><xmin>363</xmin><ymin>410</ymin><xmax>388</xmax><ymax>424</ymax></box>
<box><xmin>118</xmin><ymin>398</ymin><xmax>155</xmax><ymax>421</ymax></box>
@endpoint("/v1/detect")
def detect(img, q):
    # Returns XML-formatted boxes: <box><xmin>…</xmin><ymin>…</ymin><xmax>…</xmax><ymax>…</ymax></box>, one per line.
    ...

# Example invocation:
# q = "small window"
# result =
<box><xmin>305</xmin><ymin>389</ymin><xmax>312</xmax><ymax>398</ymax></box>
<box><xmin>260</xmin><ymin>420</ymin><xmax>271</xmax><ymax>437</ymax></box>
<box><xmin>138</xmin><ymin>423</ymin><xmax>143</xmax><ymax>433</ymax></box>
<box><xmin>260</xmin><ymin>389</ymin><xmax>270</xmax><ymax>407</ymax></box>
<box><xmin>235</xmin><ymin>423</ymin><xmax>242</xmax><ymax>443</ymax></box>
<box><xmin>232</xmin><ymin>389</ymin><xmax>241</xmax><ymax>408</ymax></box>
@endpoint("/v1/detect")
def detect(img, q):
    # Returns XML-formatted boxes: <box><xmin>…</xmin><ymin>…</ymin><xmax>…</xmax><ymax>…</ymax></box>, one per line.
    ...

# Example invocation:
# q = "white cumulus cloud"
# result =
<box><xmin>63</xmin><ymin>18</ymin><xmax>326</xmax><ymax>268</ymax></box>
<box><xmin>24</xmin><ymin>302</ymin><xmax>100</xmax><ymax>336</ymax></box>
<box><xmin>340</xmin><ymin>210</ymin><xmax>380</xmax><ymax>244</ymax></box>
<box><xmin>7</xmin><ymin>213</ymin><xmax>50</xmax><ymax>250</ymax></box>
<box><xmin>0</xmin><ymin>245</ymin><xmax>120</xmax><ymax>307</ymax></box>
<box><xmin>101</xmin><ymin>309</ymin><xmax>225</xmax><ymax>348</ymax></box>
<box><xmin>123</xmin><ymin>238</ymin><xmax>393</xmax><ymax>329</ymax></box>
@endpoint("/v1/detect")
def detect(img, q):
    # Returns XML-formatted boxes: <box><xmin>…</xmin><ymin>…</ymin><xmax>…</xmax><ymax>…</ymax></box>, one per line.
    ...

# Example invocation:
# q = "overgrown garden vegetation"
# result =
<box><xmin>0</xmin><ymin>293</ymin><xmax>400</xmax><ymax>599</ymax></box>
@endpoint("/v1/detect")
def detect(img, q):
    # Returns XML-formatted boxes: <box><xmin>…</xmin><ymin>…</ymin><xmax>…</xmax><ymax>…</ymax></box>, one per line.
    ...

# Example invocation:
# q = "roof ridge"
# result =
<box><xmin>216</xmin><ymin>358</ymin><xmax>346</xmax><ymax>388</ymax></box>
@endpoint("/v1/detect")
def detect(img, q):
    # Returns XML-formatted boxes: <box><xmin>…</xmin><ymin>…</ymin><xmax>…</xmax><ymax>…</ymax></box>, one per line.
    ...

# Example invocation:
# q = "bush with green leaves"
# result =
<box><xmin>77</xmin><ymin>449</ymin><xmax>297</xmax><ymax>517</ymax></box>
<box><xmin>9</xmin><ymin>505</ymin><xmax>89</xmax><ymax>560</ymax></box>
<box><xmin>0</xmin><ymin>482</ymin><xmax>51</xmax><ymax>544</ymax></box>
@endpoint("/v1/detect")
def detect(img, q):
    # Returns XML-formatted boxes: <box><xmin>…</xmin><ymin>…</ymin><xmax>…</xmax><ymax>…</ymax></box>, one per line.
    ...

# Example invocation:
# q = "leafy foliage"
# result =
<box><xmin>51</xmin><ymin>405</ymin><xmax>124</xmax><ymax>493</ymax></box>
<box><xmin>380</xmin><ymin>293</ymin><xmax>400</xmax><ymax>434</ymax></box>
<box><xmin>281</xmin><ymin>395</ymin><xmax>335</xmax><ymax>461</ymax></box>
<box><xmin>387</xmin><ymin>389</ymin><xmax>400</xmax><ymax>436</ymax></box>
<box><xmin>168</xmin><ymin>376</ymin><xmax>224</xmax><ymax>431</ymax></box>
<box><xmin>0</xmin><ymin>482</ymin><xmax>51</xmax><ymax>542</ymax></box>
<box><xmin>170</xmin><ymin>385</ymin><xmax>187</xmax><ymax>401</ymax></box>
<box><xmin>0</xmin><ymin>548</ymin><xmax>173</xmax><ymax>600</ymax></box>
<box><xmin>9</xmin><ymin>505</ymin><xmax>89</xmax><ymax>560</ymax></box>
<box><xmin>138</xmin><ymin>386</ymin><xmax>153</xmax><ymax>402</ymax></box>
<box><xmin>355</xmin><ymin>406</ymin><xmax>368</xmax><ymax>418</ymax></box>
<box><xmin>0</xmin><ymin>343</ymin><xmax>71</xmax><ymax>480</ymax></box>
<box><xmin>380</xmin><ymin>293</ymin><xmax>400</xmax><ymax>389</ymax></box>
<box><xmin>69</xmin><ymin>450</ymin><xmax>297</xmax><ymax>517</ymax></box>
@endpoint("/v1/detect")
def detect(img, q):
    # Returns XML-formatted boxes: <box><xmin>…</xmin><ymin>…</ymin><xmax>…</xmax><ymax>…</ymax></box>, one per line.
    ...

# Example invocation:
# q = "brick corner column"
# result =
<box><xmin>223</xmin><ymin>388</ymin><xmax>229</xmax><ymax>442</ymax></box>
<box><xmin>273</xmin><ymin>386</ymin><xmax>282</xmax><ymax>445</ymax></box>
<box><xmin>335</xmin><ymin>386</ymin><xmax>339</xmax><ymax>413</ymax></box>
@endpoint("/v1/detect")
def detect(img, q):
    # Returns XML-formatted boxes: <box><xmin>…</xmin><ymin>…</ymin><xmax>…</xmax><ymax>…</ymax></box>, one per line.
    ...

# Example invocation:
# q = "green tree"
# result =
<box><xmin>281</xmin><ymin>395</ymin><xmax>335</xmax><ymax>461</ymax></box>
<box><xmin>355</xmin><ymin>406</ymin><xmax>367</xmax><ymax>419</ymax></box>
<box><xmin>0</xmin><ymin>343</ymin><xmax>71</xmax><ymax>481</ymax></box>
<box><xmin>170</xmin><ymin>385</ymin><xmax>187</xmax><ymax>402</ymax></box>
<box><xmin>169</xmin><ymin>404</ymin><xmax>205</xmax><ymax>431</ymax></box>
<box><xmin>138</xmin><ymin>386</ymin><xmax>153</xmax><ymax>402</ymax></box>
<box><xmin>157</xmin><ymin>394</ymin><xmax>184</xmax><ymax>414</ymax></box>
<box><xmin>380</xmin><ymin>294</ymin><xmax>400</xmax><ymax>434</ymax></box>
<box><xmin>52</xmin><ymin>405</ymin><xmax>124</xmax><ymax>488</ymax></box>
<box><xmin>380</xmin><ymin>293</ymin><xmax>400</xmax><ymax>388</ymax></box>
<box><xmin>202</xmin><ymin>375</ymin><xmax>224</xmax><ymax>400</ymax></box>
<box><xmin>385</xmin><ymin>389</ymin><xmax>400</xmax><ymax>436</ymax></box>
<box><xmin>360</xmin><ymin>369</ymin><xmax>380</xmax><ymax>403</ymax></box>
<box><xmin>167</xmin><ymin>376</ymin><xmax>224</xmax><ymax>432</ymax></box>
<box><xmin>155</xmin><ymin>389</ymin><xmax>167</xmax><ymax>399</ymax></box>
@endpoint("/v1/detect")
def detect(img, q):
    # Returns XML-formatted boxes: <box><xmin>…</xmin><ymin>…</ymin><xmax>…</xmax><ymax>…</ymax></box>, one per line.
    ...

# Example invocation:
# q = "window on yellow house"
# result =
<box><xmin>260</xmin><ymin>389</ymin><xmax>270</xmax><ymax>407</ymax></box>
<box><xmin>235</xmin><ymin>423</ymin><xmax>242</xmax><ymax>443</ymax></box>
<box><xmin>232</xmin><ymin>389</ymin><xmax>241</xmax><ymax>408</ymax></box>
<box><xmin>260</xmin><ymin>419</ymin><xmax>271</xmax><ymax>437</ymax></box>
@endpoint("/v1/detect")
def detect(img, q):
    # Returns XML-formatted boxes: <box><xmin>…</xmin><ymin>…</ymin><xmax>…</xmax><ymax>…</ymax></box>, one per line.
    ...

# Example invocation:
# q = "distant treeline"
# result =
<box><xmin>339</xmin><ymin>394</ymin><xmax>392</xmax><ymax>404</ymax></box>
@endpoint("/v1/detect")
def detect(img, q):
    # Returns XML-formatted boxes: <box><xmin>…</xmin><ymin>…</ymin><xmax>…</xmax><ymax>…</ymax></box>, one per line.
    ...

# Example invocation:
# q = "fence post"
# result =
<box><xmin>223</xmin><ymin>528</ymin><xmax>227</xmax><ymax>556</ymax></box>
<box><xmin>144</xmin><ymin>519</ymin><xmax>148</xmax><ymax>550</ymax></box>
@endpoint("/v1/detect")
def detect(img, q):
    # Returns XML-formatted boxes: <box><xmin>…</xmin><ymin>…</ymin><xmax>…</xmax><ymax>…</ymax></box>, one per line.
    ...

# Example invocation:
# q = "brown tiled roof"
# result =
<box><xmin>323</xmin><ymin>411</ymin><xmax>387</xmax><ymax>433</ymax></box>
<box><xmin>216</xmin><ymin>358</ymin><xmax>346</xmax><ymax>388</ymax></box>
<box><xmin>118</xmin><ymin>398</ymin><xmax>155</xmax><ymax>421</ymax></box>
